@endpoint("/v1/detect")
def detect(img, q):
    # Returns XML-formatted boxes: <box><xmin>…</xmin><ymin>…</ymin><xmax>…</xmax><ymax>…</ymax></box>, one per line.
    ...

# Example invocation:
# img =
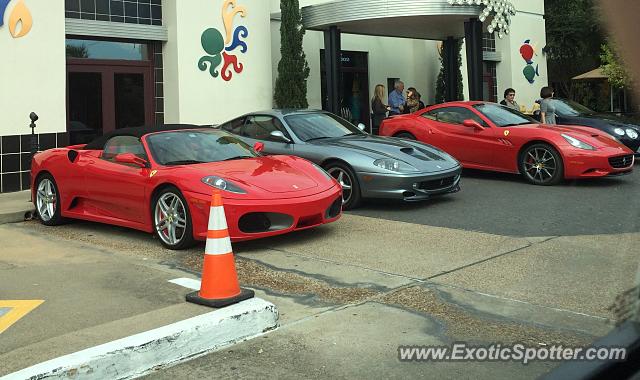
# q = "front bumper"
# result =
<box><xmin>563</xmin><ymin>147</ymin><xmax>635</xmax><ymax>178</ymax></box>
<box><xmin>357</xmin><ymin>166</ymin><xmax>462</xmax><ymax>201</ymax></box>
<box><xmin>184</xmin><ymin>185</ymin><xmax>342</xmax><ymax>242</ymax></box>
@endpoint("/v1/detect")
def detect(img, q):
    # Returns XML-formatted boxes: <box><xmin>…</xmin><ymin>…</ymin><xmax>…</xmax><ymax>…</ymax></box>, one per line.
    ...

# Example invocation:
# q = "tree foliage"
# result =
<box><xmin>600</xmin><ymin>42</ymin><xmax>631</xmax><ymax>89</ymax></box>
<box><xmin>435</xmin><ymin>39</ymin><xmax>464</xmax><ymax>103</ymax></box>
<box><xmin>544</xmin><ymin>0</ymin><xmax>605</xmax><ymax>97</ymax></box>
<box><xmin>274</xmin><ymin>0</ymin><xmax>310</xmax><ymax>109</ymax></box>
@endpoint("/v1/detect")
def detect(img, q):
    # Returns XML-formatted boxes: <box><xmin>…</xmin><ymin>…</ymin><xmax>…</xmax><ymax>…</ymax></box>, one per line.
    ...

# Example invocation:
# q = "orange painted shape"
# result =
<box><xmin>9</xmin><ymin>0</ymin><xmax>32</xmax><ymax>38</ymax></box>
<box><xmin>221</xmin><ymin>0</ymin><xmax>247</xmax><ymax>44</ymax></box>
<box><xmin>198</xmin><ymin>253</ymin><xmax>241</xmax><ymax>300</ymax></box>
<box><xmin>207</xmin><ymin>228</ymin><xmax>229</xmax><ymax>239</ymax></box>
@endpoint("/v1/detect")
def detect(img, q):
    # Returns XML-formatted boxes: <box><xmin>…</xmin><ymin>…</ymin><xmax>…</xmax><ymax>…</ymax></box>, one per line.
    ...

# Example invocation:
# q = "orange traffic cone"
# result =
<box><xmin>186</xmin><ymin>190</ymin><xmax>254</xmax><ymax>308</ymax></box>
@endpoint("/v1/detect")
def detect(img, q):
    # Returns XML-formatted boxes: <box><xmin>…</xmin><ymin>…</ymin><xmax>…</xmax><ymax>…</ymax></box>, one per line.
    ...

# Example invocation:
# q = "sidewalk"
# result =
<box><xmin>0</xmin><ymin>190</ymin><xmax>33</xmax><ymax>225</ymax></box>
<box><xmin>0</xmin><ymin>221</ymin><xmax>278</xmax><ymax>379</ymax></box>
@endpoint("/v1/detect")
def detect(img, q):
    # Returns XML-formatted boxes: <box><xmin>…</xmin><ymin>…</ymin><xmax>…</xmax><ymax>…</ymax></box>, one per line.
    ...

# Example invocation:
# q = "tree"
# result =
<box><xmin>274</xmin><ymin>0</ymin><xmax>310</xmax><ymax>109</ymax></box>
<box><xmin>600</xmin><ymin>41</ymin><xmax>631</xmax><ymax>89</ymax></box>
<box><xmin>435</xmin><ymin>39</ymin><xmax>464</xmax><ymax>103</ymax></box>
<box><xmin>544</xmin><ymin>0</ymin><xmax>605</xmax><ymax>98</ymax></box>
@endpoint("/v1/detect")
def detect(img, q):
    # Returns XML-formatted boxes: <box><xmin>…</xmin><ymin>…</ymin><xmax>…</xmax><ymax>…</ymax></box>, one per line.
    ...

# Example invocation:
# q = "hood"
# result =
<box><xmin>519</xmin><ymin>123</ymin><xmax>627</xmax><ymax>149</ymax></box>
<box><xmin>179</xmin><ymin>157</ymin><xmax>319</xmax><ymax>194</ymax></box>
<box><xmin>312</xmin><ymin>134</ymin><xmax>460</xmax><ymax>172</ymax></box>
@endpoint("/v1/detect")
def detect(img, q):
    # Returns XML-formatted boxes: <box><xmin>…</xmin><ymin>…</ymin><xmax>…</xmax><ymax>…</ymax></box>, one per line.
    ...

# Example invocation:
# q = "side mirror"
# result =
<box><xmin>115</xmin><ymin>153</ymin><xmax>148</xmax><ymax>168</ymax></box>
<box><xmin>253</xmin><ymin>142</ymin><xmax>264</xmax><ymax>153</ymax></box>
<box><xmin>357</xmin><ymin>123</ymin><xmax>366</xmax><ymax>131</ymax></box>
<box><xmin>463</xmin><ymin>119</ymin><xmax>484</xmax><ymax>130</ymax></box>
<box><xmin>270</xmin><ymin>130</ymin><xmax>292</xmax><ymax>143</ymax></box>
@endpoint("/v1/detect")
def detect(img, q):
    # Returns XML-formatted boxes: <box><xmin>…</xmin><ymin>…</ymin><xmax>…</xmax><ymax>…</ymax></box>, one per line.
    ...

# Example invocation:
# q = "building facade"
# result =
<box><xmin>0</xmin><ymin>0</ymin><xmax>547</xmax><ymax>193</ymax></box>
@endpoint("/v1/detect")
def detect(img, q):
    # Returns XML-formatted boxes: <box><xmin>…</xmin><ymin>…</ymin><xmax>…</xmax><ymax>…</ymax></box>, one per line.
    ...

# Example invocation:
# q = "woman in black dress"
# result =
<box><xmin>371</xmin><ymin>84</ymin><xmax>390</xmax><ymax>135</ymax></box>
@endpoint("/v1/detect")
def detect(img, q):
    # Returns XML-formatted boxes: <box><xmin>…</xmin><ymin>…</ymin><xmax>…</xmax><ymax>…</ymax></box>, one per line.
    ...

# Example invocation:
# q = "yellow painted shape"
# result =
<box><xmin>222</xmin><ymin>0</ymin><xmax>247</xmax><ymax>44</ymax></box>
<box><xmin>504</xmin><ymin>130</ymin><xmax>510</xmax><ymax>136</ymax></box>
<box><xmin>8</xmin><ymin>0</ymin><xmax>32</xmax><ymax>38</ymax></box>
<box><xmin>0</xmin><ymin>300</ymin><xmax>44</xmax><ymax>334</ymax></box>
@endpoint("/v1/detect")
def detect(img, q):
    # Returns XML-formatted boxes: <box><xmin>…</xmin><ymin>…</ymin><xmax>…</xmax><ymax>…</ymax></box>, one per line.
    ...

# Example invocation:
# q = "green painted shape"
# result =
<box><xmin>201</xmin><ymin>28</ymin><xmax>224</xmax><ymax>56</ymax></box>
<box><xmin>198</xmin><ymin>54</ymin><xmax>223</xmax><ymax>78</ymax></box>
<box><xmin>523</xmin><ymin>65</ymin><xmax>536</xmax><ymax>83</ymax></box>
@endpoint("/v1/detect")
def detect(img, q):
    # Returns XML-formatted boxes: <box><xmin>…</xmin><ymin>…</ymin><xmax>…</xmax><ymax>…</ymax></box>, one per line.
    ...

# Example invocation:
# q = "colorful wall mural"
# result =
<box><xmin>199</xmin><ymin>0</ymin><xmax>249</xmax><ymax>81</ymax></box>
<box><xmin>0</xmin><ymin>0</ymin><xmax>32</xmax><ymax>38</ymax></box>
<box><xmin>520</xmin><ymin>40</ymin><xmax>540</xmax><ymax>84</ymax></box>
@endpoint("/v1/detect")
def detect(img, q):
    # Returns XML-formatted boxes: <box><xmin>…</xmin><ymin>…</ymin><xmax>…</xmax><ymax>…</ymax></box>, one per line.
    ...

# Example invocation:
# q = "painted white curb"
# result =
<box><xmin>3</xmin><ymin>298</ymin><xmax>279</xmax><ymax>380</ymax></box>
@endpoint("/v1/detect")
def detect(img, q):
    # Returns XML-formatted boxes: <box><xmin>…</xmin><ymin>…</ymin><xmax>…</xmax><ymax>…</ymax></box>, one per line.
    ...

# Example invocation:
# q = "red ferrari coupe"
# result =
<box><xmin>31</xmin><ymin>125</ymin><xmax>342</xmax><ymax>249</ymax></box>
<box><xmin>379</xmin><ymin>101</ymin><xmax>634</xmax><ymax>185</ymax></box>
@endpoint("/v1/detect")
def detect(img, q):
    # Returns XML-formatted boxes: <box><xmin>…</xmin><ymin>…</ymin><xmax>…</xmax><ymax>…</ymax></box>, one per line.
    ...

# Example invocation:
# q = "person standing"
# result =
<box><xmin>388</xmin><ymin>80</ymin><xmax>405</xmax><ymax>116</ymax></box>
<box><xmin>500</xmin><ymin>88</ymin><xmax>519</xmax><ymax>110</ymax></box>
<box><xmin>371</xmin><ymin>84</ymin><xmax>391</xmax><ymax>135</ymax></box>
<box><xmin>539</xmin><ymin>86</ymin><xmax>557</xmax><ymax>124</ymax></box>
<box><xmin>403</xmin><ymin>87</ymin><xmax>421</xmax><ymax>114</ymax></box>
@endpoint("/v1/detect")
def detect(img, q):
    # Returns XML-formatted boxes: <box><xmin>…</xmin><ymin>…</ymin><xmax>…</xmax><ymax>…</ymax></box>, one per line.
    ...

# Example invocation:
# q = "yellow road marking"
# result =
<box><xmin>0</xmin><ymin>300</ymin><xmax>44</xmax><ymax>334</ymax></box>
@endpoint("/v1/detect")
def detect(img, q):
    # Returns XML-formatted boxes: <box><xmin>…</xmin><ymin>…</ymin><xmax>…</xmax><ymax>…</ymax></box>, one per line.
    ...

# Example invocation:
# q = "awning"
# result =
<box><xmin>572</xmin><ymin>67</ymin><xmax>607</xmax><ymax>80</ymax></box>
<box><xmin>299</xmin><ymin>0</ymin><xmax>481</xmax><ymax>40</ymax></box>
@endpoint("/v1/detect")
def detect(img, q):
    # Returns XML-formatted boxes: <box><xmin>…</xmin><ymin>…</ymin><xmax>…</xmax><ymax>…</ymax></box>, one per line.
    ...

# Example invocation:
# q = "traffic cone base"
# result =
<box><xmin>186</xmin><ymin>287</ymin><xmax>254</xmax><ymax>308</ymax></box>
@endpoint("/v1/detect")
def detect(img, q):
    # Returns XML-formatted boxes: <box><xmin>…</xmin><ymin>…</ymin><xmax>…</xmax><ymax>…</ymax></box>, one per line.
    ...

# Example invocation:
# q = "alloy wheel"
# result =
<box><xmin>36</xmin><ymin>178</ymin><xmax>57</xmax><ymax>222</ymax></box>
<box><xmin>523</xmin><ymin>147</ymin><xmax>557</xmax><ymax>184</ymax></box>
<box><xmin>327</xmin><ymin>167</ymin><xmax>353</xmax><ymax>205</ymax></box>
<box><xmin>154</xmin><ymin>192</ymin><xmax>188</xmax><ymax>246</ymax></box>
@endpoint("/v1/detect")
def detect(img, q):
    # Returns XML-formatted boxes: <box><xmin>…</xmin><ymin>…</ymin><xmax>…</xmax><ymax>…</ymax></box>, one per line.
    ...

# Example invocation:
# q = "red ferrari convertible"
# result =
<box><xmin>379</xmin><ymin>101</ymin><xmax>634</xmax><ymax>185</ymax></box>
<box><xmin>31</xmin><ymin>125</ymin><xmax>342</xmax><ymax>249</ymax></box>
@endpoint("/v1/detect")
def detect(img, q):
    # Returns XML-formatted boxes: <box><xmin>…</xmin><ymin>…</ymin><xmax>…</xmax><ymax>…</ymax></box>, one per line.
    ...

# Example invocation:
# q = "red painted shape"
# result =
<box><xmin>221</xmin><ymin>52</ymin><xmax>244</xmax><ymax>81</ymax></box>
<box><xmin>520</xmin><ymin>44</ymin><xmax>534</xmax><ymax>62</ymax></box>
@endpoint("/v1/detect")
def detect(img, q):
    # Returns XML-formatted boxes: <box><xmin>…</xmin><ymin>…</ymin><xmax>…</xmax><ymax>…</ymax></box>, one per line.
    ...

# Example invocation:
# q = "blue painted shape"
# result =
<box><xmin>225</xmin><ymin>26</ymin><xmax>249</xmax><ymax>53</ymax></box>
<box><xmin>0</xmin><ymin>0</ymin><xmax>11</xmax><ymax>27</ymax></box>
<box><xmin>0</xmin><ymin>307</ymin><xmax>10</xmax><ymax>318</ymax></box>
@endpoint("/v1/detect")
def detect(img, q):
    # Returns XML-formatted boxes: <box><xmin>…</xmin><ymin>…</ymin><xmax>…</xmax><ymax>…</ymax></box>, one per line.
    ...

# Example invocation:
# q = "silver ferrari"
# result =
<box><xmin>217</xmin><ymin>110</ymin><xmax>462</xmax><ymax>209</ymax></box>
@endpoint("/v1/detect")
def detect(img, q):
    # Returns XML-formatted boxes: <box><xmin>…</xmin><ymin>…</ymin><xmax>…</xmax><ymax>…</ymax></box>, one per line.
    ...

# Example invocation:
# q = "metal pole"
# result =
<box><xmin>28</xmin><ymin>112</ymin><xmax>38</xmax><ymax>200</ymax></box>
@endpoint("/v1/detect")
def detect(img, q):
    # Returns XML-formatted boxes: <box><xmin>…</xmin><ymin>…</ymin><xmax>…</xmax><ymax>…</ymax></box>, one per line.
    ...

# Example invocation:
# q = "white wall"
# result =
<box><xmin>0</xmin><ymin>0</ymin><xmax>66</xmax><ymax>136</ymax></box>
<box><xmin>270</xmin><ymin>23</ymin><xmax>443</xmax><ymax>109</ymax></box>
<box><xmin>495</xmin><ymin>0</ymin><xmax>548</xmax><ymax>109</ymax></box>
<box><xmin>163</xmin><ymin>0</ymin><xmax>273</xmax><ymax>124</ymax></box>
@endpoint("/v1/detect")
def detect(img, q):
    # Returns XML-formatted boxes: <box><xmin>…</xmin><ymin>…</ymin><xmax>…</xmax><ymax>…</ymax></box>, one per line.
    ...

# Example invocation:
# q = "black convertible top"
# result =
<box><xmin>83</xmin><ymin>124</ymin><xmax>211</xmax><ymax>150</ymax></box>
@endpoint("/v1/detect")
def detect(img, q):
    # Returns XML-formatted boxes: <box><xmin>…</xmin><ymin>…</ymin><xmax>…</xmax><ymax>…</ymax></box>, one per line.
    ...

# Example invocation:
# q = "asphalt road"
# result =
<box><xmin>351</xmin><ymin>168</ymin><xmax>640</xmax><ymax>237</ymax></box>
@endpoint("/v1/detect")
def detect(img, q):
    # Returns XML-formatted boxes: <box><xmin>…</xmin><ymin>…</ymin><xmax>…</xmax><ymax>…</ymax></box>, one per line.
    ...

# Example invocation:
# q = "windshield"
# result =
<box><xmin>473</xmin><ymin>103</ymin><xmax>537</xmax><ymax>127</ymax></box>
<box><xmin>284</xmin><ymin>112</ymin><xmax>364</xmax><ymax>142</ymax></box>
<box><xmin>146</xmin><ymin>130</ymin><xmax>257</xmax><ymax>165</ymax></box>
<box><xmin>553</xmin><ymin>99</ymin><xmax>595</xmax><ymax>116</ymax></box>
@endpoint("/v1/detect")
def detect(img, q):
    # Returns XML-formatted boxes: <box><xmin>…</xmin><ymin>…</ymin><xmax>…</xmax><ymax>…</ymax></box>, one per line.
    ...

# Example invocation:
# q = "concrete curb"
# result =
<box><xmin>2</xmin><ymin>298</ymin><xmax>279</xmax><ymax>380</ymax></box>
<box><xmin>0</xmin><ymin>210</ymin><xmax>32</xmax><ymax>225</ymax></box>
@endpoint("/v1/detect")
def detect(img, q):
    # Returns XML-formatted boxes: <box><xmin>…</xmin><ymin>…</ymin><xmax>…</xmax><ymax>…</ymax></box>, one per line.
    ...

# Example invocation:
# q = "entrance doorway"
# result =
<box><xmin>66</xmin><ymin>39</ymin><xmax>155</xmax><ymax>144</ymax></box>
<box><xmin>321</xmin><ymin>50</ymin><xmax>370</xmax><ymax>131</ymax></box>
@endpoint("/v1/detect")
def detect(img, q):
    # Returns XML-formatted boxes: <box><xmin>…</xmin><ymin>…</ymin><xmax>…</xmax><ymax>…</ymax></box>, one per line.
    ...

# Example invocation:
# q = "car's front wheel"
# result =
<box><xmin>152</xmin><ymin>187</ymin><xmax>196</xmax><ymax>250</ymax></box>
<box><xmin>35</xmin><ymin>173</ymin><xmax>65</xmax><ymax>226</ymax></box>
<box><xmin>520</xmin><ymin>143</ymin><xmax>564</xmax><ymax>185</ymax></box>
<box><xmin>325</xmin><ymin>162</ymin><xmax>361</xmax><ymax>210</ymax></box>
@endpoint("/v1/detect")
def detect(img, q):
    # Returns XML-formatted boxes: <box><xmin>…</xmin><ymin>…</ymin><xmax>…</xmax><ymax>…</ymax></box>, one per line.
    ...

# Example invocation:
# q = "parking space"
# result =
<box><xmin>2</xmin><ymin>169</ymin><xmax>636</xmax><ymax>377</ymax></box>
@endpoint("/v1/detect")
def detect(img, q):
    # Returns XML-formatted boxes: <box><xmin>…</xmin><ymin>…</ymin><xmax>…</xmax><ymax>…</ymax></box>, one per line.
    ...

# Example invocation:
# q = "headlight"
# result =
<box><xmin>561</xmin><ymin>134</ymin><xmax>595</xmax><ymax>150</ymax></box>
<box><xmin>373</xmin><ymin>158</ymin><xmax>418</xmax><ymax>172</ymax></box>
<box><xmin>626</xmin><ymin>128</ymin><xmax>639</xmax><ymax>139</ymax></box>
<box><xmin>311</xmin><ymin>163</ymin><xmax>332</xmax><ymax>180</ymax></box>
<box><xmin>201</xmin><ymin>176</ymin><xmax>247</xmax><ymax>194</ymax></box>
<box><xmin>613</xmin><ymin>127</ymin><xmax>625</xmax><ymax>136</ymax></box>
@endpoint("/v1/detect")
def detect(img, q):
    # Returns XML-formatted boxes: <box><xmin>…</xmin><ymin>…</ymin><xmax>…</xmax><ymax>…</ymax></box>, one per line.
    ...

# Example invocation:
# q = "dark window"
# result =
<box><xmin>65</xmin><ymin>0</ymin><xmax>162</xmax><ymax>25</ymax></box>
<box><xmin>426</xmin><ymin>107</ymin><xmax>488</xmax><ymax>127</ymax></box>
<box><xmin>66</xmin><ymin>39</ymin><xmax>149</xmax><ymax>60</ymax></box>
<box><xmin>101</xmin><ymin>135</ymin><xmax>146</xmax><ymax>163</ymax></box>
<box><xmin>220</xmin><ymin>117</ymin><xmax>245</xmax><ymax>135</ymax></box>
<box><xmin>243</xmin><ymin>116</ymin><xmax>288</xmax><ymax>142</ymax></box>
